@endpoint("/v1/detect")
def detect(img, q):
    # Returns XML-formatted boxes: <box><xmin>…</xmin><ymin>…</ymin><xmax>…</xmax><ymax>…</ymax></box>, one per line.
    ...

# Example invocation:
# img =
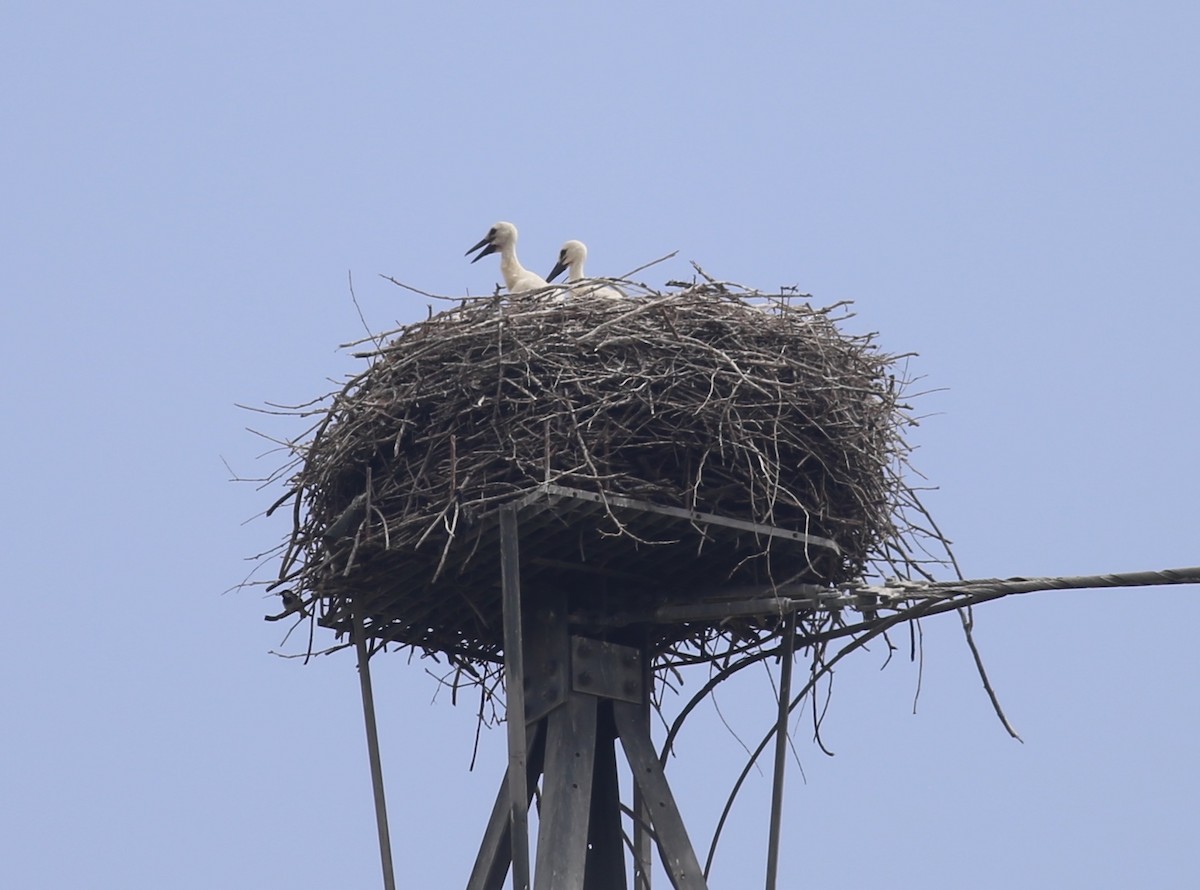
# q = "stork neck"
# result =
<box><xmin>499</xmin><ymin>244</ymin><xmax>526</xmax><ymax>291</ymax></box>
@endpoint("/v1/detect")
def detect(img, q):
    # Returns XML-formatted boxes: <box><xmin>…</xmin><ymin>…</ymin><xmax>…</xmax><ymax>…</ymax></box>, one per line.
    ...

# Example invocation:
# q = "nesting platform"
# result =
<box><xmin>317</xmin><ymin>482</ymin><xmax>843</xmax><ymax>656</ymax></box>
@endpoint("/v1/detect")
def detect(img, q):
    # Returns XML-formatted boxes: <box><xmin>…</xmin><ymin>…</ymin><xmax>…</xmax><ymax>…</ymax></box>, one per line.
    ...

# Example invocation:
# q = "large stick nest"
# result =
<box><xmin>261</xmin><ymin>279</ymin><xmax>949</xmax><ymax>676</ymax></box>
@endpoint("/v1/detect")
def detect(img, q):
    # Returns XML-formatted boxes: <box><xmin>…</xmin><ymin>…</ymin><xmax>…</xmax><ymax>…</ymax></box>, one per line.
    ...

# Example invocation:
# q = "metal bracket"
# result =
<box><xmin>570</xmin><ymin>637</ymin><xmax>643</xmax><ymax>704</ymax></box>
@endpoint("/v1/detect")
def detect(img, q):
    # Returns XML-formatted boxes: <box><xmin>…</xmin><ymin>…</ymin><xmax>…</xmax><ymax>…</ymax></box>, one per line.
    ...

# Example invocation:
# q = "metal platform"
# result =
<box><xmin>319</xmin><ymin>483</ymin><xmax>845</xmax><ymax>656</ymax></box>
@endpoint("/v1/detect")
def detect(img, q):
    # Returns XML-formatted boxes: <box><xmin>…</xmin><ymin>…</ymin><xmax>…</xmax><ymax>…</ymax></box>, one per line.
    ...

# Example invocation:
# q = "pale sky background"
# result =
<box><xmin>3</xmin><ymin>2</ymin><xmax>1199</xmax><ymax>888</ymax></box>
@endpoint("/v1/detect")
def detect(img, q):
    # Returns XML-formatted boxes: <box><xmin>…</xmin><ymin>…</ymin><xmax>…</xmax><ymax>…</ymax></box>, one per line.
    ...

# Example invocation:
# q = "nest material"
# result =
<box><xmin>266</xmin><ymin>281</ymin><xmax>947</xmax><ymax>672</ymax></box>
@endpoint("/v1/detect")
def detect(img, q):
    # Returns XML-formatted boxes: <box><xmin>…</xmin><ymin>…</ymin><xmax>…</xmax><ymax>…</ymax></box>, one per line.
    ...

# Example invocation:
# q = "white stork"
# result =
<box><xmin>465</xmin><ymin>221</ymin><xmax>549</xmax><ymax>293</ymax></box>
<box><xmin>547</xmin><ymin>240</ymin><xmax>625</xmax><ymax>300</ymax></box>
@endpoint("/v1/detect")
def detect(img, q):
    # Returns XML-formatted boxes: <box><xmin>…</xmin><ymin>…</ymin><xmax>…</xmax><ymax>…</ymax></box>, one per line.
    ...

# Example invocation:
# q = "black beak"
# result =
<box><xmin>466</xmin><ymin>236</ymin><xmax>497</xmax><ymax>263</ymax></box>
<box><xmin>547</xmin><ymin>260</ymin><xmax>568</xmax><ymax>282</ymax></box>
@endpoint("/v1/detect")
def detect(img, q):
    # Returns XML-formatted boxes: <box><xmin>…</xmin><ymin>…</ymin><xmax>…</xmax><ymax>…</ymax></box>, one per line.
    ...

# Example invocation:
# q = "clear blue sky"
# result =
<box><xmin>3</xmin><ymin>2</ymin><xmax>1198</xmax><ymax>887</ymax></box>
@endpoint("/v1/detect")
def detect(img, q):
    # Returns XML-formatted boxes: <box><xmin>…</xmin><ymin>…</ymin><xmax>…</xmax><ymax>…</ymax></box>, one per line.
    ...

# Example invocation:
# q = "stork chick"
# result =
<box><xmin>465</xmin><ymin>221</ymin><xmax>548</xmax><ymax>294</ymax></box>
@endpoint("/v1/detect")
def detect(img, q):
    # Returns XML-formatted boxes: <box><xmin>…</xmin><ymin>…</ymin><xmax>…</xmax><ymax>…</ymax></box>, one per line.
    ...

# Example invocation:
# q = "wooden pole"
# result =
<box><xmin>764</xmin><ymin>614</ymin><xmax>796</xmax><ymax>890</ymax></box>
<box><xmin>534</xmin><ymin>693</ymin><xmax>599</xmax><ymax>889</ymax></box>
<box><xmin>500</xmin><ymin>506</ymin><xmax>532</xmax><ymax>890</ymax></box>
<box><xmin>586</xmin><ymin>702</ymin><xmax>628</xmax><ymax>889</ymax></box>
<box><xmin>466</xmin><ymin>723</ymin><xmax>547</xmax><ymax>890</ymax></box>
<box><xmin>633</xmin><ymin>633</ymin><xmax>653</xmax><ymax>890</ymax></box>
<box><xmin>614</xmin><ymin>700</ymin><xmax>708</xmax><ymax>889</ymax></box>
<box><xmin>352</xmin><ymin>602</ymin><xmax>398</xmax><ymax>890</ymax></box>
